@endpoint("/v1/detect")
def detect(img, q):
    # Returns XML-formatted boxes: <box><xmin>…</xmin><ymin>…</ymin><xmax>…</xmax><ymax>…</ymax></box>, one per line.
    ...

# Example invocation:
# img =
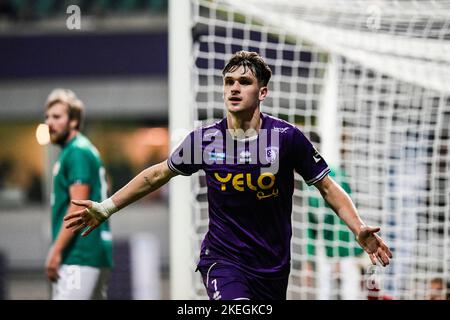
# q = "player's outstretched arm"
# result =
<box><xmin>314</xmin><ymin>175</ymin><xmax>393</xmax><ymax>266</ymax></box>
<box><xmin>64</xmin><ymin>160</ymin><xmax>178</xmax><ymax>236</ymax></box>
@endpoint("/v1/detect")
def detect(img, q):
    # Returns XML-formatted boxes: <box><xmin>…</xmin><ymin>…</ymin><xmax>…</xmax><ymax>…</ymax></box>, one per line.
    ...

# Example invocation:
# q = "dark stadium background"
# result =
<box><xmin>0</xmin><ymin>0</ymin><xmax>171</xmax><ymax>299</ymax></box>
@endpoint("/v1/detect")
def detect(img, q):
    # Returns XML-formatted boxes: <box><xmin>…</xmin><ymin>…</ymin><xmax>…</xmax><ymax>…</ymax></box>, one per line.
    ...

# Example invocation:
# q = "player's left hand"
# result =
<box><xmin>357</xmin><ymin>226</ymin><xmax>393</xmax><ymax>267</ymax></box>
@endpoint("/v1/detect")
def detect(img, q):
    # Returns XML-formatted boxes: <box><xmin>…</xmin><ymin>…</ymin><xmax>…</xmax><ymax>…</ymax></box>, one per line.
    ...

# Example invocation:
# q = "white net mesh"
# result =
<box><xmin>185</xmin><ymin>0</ymin><xmax>450</xmax><ymax>299</ymax></box>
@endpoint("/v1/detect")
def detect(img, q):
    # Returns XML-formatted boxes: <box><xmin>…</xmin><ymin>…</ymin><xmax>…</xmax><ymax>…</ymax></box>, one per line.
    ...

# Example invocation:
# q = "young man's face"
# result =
<box><xmin>223</xmin><ymin>65</ymin><xmax>268</xmax><ymax>114</ymax></box>
<box><xmin>45</xmin><ymin>102</ymin><xmax>74</xmax><ymax>145</ymax></box>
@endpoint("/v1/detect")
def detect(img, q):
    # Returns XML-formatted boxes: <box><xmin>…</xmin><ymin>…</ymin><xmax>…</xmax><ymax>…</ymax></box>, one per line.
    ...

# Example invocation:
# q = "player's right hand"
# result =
<box><xmin>45</xmin><ymin>246</ymin><xmax>61</xmax><ymax>282</ymax></box>
<box><xmin>64</xmin><ymin>200</ymin><xmax>106</xmax><ymax>236</ymax></box>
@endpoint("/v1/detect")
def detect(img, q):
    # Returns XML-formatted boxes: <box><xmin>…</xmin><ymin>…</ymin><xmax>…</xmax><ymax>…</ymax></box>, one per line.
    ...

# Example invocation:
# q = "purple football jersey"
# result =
<box><xmin>168</xmin><ymin>113</ymin><xmax>330</xmax><ymax>278</ymax></box>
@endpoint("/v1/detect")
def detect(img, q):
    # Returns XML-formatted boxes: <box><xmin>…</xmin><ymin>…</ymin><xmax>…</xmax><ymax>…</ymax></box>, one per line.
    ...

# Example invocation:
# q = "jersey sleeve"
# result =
<box><xmin>167</xmin><ymin>129</ymin><xmax>202</xmax><ymax>176</ymax></box>
<box><xmin>292</xmin><ymin>127</ymin><xmax>330</xmax><ymax>185</ymax></box>
<box><xmin>65</xmin><ymin>148</ymin><xmax>93</xmax><ymax>185</ymax></box>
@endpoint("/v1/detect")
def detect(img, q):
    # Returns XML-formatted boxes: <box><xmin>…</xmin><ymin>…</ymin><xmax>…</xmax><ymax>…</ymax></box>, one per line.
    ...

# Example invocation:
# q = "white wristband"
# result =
<box><xmin>88</xmin><ymin>198</ymin><xmax>118</xmax><ymax>221</ymax></box>
<box><xmin>101</xmin><ymin>198</ymin><xmax>119</xmax><ymax>217</ymax></box>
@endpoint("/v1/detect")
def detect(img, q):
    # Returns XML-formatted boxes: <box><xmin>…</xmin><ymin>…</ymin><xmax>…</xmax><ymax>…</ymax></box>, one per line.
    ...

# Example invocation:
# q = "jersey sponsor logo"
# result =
<box><xmin>257</xmin><ymin>188</ymin><xmax>279</xmax><ymax>200</ymax></box>
<box><xmin>213</xmin><ymin>172</ymin><xmax>279</xmax><ymax>199</ymax></box>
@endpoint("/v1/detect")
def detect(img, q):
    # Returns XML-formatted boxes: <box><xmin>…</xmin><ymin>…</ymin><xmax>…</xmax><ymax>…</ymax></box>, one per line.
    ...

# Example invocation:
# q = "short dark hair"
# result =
<box><xmin>45</xmin><ymin>88</ymin><xmax>85</xmax><ymax>130</ymax></box>
<box><xmin>222</xmin><ymin>51</ymin><xmax>272</xmax><ymax>87</ymax></box>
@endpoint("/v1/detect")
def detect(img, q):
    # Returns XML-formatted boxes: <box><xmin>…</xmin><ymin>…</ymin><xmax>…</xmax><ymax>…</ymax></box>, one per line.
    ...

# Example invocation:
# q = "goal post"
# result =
<box><xmin>168</xmin><ymin>0</ymin><xmax>195</xmax><ymax>299</ymax></box>
<box><xmin>169</xmin><ymin>0</ymin><xmax>450</xmax><ymax>299</ymax></box>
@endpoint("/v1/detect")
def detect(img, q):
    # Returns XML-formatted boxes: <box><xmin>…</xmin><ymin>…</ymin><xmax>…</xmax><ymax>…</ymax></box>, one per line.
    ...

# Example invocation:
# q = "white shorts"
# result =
<box><xmin>52</xmin><ymin>264</ymin><xmax>110</xmax><ymax>300</ymax></box>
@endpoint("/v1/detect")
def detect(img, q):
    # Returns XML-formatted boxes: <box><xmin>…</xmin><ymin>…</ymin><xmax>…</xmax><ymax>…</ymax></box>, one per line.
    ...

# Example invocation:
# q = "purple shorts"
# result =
<box><xmin>197</xmin><ymin>262</ymin><xmax>289</xmax><ymax>300</ymax></box>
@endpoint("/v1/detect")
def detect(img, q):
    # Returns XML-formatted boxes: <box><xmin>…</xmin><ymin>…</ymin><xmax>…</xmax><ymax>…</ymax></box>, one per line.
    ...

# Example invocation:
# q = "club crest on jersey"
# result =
<box><xmin>265</xmin><ymin>146</ymin><xmax>279</xmax><ymax>163</ymax></box>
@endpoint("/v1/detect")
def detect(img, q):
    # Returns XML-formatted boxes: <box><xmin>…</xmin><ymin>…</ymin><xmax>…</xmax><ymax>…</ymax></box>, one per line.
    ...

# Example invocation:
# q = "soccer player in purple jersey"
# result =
<box><xmin>64</xmin><ymin>51</ymin><xmax>393</xmax><ymax>300</ymax></box>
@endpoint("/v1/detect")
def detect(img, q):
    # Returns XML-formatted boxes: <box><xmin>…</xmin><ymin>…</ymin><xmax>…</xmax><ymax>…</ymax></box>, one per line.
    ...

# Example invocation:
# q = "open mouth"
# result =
<box><xmin>228</xmin><ymin>97</ymin><xmax>242</xmax><ymax>102</ymax></box>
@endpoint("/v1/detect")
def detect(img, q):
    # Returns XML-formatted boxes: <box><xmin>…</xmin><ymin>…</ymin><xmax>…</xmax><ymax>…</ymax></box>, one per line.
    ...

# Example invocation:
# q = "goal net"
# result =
<box><xmin>170</xmin><ymin>0</ymin><xmax>450</xmax><ymax>299</ymax></box>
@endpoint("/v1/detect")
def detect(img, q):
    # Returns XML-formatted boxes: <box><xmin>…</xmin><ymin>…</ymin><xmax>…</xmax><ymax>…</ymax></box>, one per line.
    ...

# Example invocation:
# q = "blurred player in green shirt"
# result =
<box><xmin>306</xmin><ymin>133</ymin><xmax>364</xmax><ymax>299</ymax></box>
<box><xmin>44</xmin><ymin>89</ymin><xmax>112</xmax><ymax>299</ymax></box>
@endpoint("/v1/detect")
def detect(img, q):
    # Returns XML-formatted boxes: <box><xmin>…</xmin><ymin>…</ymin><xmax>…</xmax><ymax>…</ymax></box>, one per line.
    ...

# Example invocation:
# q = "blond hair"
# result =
<box><xmin>46</xmin><ymin>88</ymin><xmax>85</xmax><ymax>130</ymax></box>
